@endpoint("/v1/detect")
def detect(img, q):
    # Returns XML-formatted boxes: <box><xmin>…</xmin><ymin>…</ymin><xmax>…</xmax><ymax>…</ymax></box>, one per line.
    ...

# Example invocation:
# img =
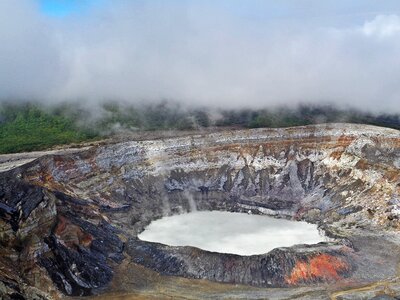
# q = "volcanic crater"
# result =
<box><xmin>1</xmin><ymin>123</ymin><xmax>400</xmax><ymax>299</ymax></box>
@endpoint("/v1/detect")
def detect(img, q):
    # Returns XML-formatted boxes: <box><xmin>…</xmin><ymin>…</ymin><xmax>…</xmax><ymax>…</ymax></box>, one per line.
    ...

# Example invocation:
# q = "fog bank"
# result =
<box><xmin>1</xmin><ymin>1</ymin><xmax>400</xmax><ymax>112</ymax></box>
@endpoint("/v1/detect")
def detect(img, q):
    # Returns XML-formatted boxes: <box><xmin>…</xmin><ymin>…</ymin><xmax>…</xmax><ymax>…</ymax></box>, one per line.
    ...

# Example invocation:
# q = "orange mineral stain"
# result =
<box><xmin>285</xmin><ymin>254</ymin><xmax>349</xmax><ymax>285</ymax></box>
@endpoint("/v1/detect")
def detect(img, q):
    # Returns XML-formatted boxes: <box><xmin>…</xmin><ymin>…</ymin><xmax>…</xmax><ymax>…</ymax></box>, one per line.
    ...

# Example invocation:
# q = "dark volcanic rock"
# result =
<box><xmin>35</xmin><ymin>193</ymin><xmax>125</xmax><ymax>296</ymax></box>
<box><xmin>0</xmin><ymin>177</ymin><xmax>124</xmax><ymax>298</ymax></box>
<box><xmin>0</xmin><ymin>176</ymin><xmax>45</xmax><ymax>231</ymax></box>
<box><xmin>39</xmin><ymin>235</ymin><xmax>114</xmax><ymax>296</ymax></box>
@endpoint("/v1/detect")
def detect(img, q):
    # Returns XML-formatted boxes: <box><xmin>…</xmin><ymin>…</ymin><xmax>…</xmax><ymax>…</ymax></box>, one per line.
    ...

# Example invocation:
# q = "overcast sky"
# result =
<box><xmin>1</xmin><ymin>0</ymin><xmax>400</xmax><ymax>111</ymax></box>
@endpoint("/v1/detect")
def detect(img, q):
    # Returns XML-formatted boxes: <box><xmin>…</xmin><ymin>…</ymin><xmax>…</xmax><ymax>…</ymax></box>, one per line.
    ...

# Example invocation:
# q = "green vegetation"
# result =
<box><xmin>0</xmin><ymin>101</ymin><xmax>204</xmax><ymax>154</ymax></box>
<box><xmin>1</xmin><ymin>101</ymin><xmax>400</xmax><ymax>154</ymax></box>
<box><xmin>0</xmin><ymin>103</ymin><xmax>97</xmax><ymax>154</ymax></box>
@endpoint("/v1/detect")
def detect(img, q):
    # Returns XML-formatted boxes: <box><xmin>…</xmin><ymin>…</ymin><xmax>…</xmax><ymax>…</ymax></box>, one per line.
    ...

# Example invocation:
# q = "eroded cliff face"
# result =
<box><xmin>1</xmin><ymin>124</ymin><xmax>400</xmax><ymax>299</ymax></box>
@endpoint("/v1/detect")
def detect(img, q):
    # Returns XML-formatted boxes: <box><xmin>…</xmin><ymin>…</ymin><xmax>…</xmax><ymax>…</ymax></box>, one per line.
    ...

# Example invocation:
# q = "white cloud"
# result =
<box><xmin>1</xmin><ymin>1</ymin><xmax>400</xmax><ymax>113</ymax></box>
<box><xmin>362</xmin><ymin>14</ymin><xmax>400</xmax><ymax>37</ymax></box>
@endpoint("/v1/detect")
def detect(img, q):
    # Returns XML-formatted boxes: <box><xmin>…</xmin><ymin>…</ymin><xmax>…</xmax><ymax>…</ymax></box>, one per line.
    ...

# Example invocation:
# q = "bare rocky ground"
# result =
<box><xmin>0</xmin><ymin>147</ymin><xmax>92</xmax><ymax>173</ymax></box>
<box><xmin>0</xmin><ymin>127</ymin><xmax>233</xmax><ymax>173</ymax></box>
<box><xmin>1</xmin><ymin>123</ymin><xmax>400</xmax><ymax>300</ymax></box>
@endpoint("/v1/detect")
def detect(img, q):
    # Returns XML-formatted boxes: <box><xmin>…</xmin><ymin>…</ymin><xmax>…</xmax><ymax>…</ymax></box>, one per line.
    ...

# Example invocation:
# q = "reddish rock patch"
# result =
<box><xmin>286</xmin><ymin>254</ymin><xmax>350</xmax><ymax>285</ymax></box>
<box><xmin>54</xmin><ymin>215</ymin><xmax>93</xmax><ymax>248</ymax></box>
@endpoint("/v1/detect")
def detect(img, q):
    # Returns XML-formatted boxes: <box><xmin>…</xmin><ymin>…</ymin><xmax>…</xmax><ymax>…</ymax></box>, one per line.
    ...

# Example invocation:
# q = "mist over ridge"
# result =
<box><xmin>1</xmin><ymin>99</ymin><xmax>399</xmax><ymax>154</ymax></box>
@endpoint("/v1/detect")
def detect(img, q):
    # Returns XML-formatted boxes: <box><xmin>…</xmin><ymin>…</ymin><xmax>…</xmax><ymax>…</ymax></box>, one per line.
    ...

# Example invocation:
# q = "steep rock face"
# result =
<box><xmin>128</xmin><ymin>238</ymin><xmax>354</xmax><ymax>287</ymax></box>
<box><xmin>0</xmin><ymin>176</ymin><xmax>124</xmax><ymax>298</ymax></box>
<box><xmin>0</xmin><ymin>124</ymin><xmax>400</xmax><ymax>299</ymax></box>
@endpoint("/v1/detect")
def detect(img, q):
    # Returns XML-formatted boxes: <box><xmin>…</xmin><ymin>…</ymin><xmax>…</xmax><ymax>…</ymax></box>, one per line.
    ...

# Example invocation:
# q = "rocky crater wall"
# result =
<box><xmin>1</xmin><ymin>124</ymin><xmax>400</xmax><ymax>299</ymax></box>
